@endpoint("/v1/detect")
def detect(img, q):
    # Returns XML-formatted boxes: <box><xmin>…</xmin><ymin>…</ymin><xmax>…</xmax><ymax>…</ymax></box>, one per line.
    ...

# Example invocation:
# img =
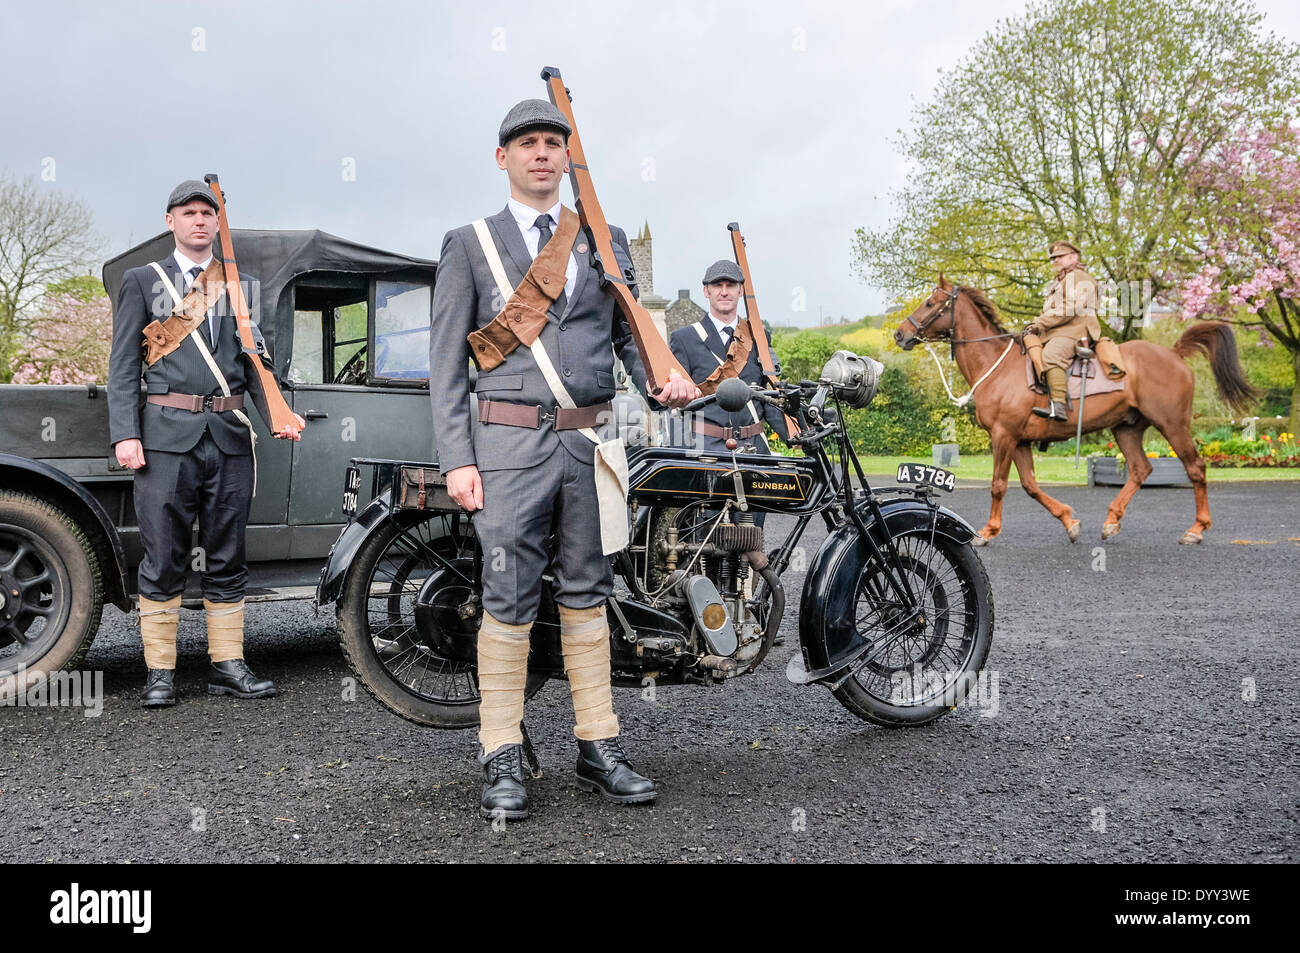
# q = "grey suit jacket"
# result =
<box><xmin>108</xmin><ymin>253</ymin><xmax>275</xmax><ymax>454</ymax></box>
<box><xmin>428</xmin><ymin>206</ymin><xmax>650</xmax><ymax>473</ymax></box>
<box><xmin>668</xmin><ymin>316</ymin><xmax>788</xmax><ymax>453</ymax></box>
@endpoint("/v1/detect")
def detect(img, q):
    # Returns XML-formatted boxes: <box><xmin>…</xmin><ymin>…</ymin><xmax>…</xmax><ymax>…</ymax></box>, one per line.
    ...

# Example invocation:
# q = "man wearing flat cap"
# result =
<box><xmin>428</xmin><ymin>98</ymin><xmax>696</xmax><ymax>821</ymax></box>
<box><xmin>108</xmin><ymin>180</ymin><xmax>303</xmax><ymax>708</ymax></box>
<box><xmin>1025</xmin><ymin>240</ymin><xmax>1102</xmax><ymax>421</ymax></box>
<box><xmin>668</xmin><ymin>259</ymin><xmax>789</xmax><ymax>454</ymax></box>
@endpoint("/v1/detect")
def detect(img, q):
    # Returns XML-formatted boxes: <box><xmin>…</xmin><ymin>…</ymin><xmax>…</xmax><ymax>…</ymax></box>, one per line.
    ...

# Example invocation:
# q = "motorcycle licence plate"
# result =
<box><xmin>342</xmin><ymin>465</ymin><xmax>361</xmax><ymax>517</ymax></box>
<box><xmin>896</xmin><ymin>462</ymin><xmax>956</xmax><ymax>493</ymax></box>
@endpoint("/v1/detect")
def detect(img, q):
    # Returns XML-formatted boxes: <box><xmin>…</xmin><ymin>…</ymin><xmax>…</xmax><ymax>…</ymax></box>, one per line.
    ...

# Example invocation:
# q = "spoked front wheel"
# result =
<box><xmin>336</xmin><ymin>511</ymin><xmax>545</xmax><ymax>728</ymax></box>
<box><xmin>831</xmin><ymin>532</ymin><xmax>993</xmax><ymax>727</ymax></box>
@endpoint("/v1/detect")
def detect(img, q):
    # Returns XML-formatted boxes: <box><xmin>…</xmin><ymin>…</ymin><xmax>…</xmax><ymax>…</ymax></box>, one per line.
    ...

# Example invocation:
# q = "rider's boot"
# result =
<box><xmin>476</xmin><ymin>611</ymin><xmax>533</xmax><ymax>820</ymax></box>
<box><xmin>205</xmin><ymin>599</ymin><xmax>277</xmax><ymax>699</ymax></box>
<box><xmin>139</xmin><ymin>594</ymin><xmax>181</xmax><ymax>707</ymax></box>
<box><xmin>1032</xmin><ymin>368</ymin><xmax>1070</xmax><ymax>421</ymax></box>
<box><xmin>559</xmin><ymin>605</ymin><xmax>658</xmax><ymax>804</ymax></box>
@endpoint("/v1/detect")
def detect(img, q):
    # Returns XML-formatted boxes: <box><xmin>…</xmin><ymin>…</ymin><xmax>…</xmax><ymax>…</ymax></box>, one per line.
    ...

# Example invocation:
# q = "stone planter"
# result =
<box><xmin>1088</xmin><ymin>455</ymin><xmax>1191</xmax><ymax>487</ymax></box>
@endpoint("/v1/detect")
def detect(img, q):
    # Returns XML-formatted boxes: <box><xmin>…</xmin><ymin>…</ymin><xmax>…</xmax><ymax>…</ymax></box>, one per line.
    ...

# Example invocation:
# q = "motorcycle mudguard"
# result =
<box><xmin>791</xmin><ymin>498</ymin><xmax>976</xmax><ymax>684</ymax></box>
<box><xmin>316</xmin><ymin>491</ymin><xmax>394</xmax><ymax>607</ymax></box>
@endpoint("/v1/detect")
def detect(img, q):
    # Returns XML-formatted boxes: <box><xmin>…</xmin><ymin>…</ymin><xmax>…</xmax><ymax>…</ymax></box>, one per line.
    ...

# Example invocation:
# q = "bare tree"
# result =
<box><xmin>0</xmin><ymin>173</ymin><xmax>102</xmax><ymax>382</ymax></box>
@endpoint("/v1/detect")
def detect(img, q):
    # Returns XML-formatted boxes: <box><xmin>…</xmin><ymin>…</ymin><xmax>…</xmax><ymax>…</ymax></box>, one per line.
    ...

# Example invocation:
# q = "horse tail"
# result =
<box><xmin>1172</xmin><ymin>321</ymin><xmax>1260</xmax><ymax>415</ymax></box>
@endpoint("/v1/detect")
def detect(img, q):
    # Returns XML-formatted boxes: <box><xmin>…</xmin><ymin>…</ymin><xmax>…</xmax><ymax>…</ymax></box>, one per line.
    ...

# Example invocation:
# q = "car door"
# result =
<box><xmin>287</xmin><ymin>276</ymin><xmax>434</xmax><ymax>559</ymax></box>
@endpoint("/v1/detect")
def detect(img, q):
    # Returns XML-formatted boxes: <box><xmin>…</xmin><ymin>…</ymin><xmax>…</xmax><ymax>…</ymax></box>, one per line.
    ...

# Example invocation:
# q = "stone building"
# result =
<box><xmin>665</xmin><ymin>289</ymin><xmax>706</xmax><ymax>335</ymax></box>
<box><xmin>627</xmin><ymin>219</ymin><xmax>711</xmax><ymax>337</ymax></box>
<box><xmin>627</xmin><ymin>221</ymin><xmax>670</xmax><ymax>339</ymax></box>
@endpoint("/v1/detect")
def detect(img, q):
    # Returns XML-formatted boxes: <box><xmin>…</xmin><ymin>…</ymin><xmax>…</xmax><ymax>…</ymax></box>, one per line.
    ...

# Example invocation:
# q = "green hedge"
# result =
<box><xmin>773</xmin><ymin>330</ymin><xmax>991</xmax><ymax>456</ymax></box>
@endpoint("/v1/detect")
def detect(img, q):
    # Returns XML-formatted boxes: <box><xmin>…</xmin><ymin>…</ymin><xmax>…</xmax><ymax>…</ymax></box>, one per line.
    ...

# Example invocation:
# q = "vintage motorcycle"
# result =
<box><xmin>316</xmin><ymin>351</ymin><xmax>993</xmax><ymax>743</ymax></box>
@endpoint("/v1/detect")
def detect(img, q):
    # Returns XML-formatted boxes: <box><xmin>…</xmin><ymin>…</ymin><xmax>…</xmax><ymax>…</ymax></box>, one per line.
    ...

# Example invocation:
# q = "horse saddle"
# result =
<box><xmin>1025</xmin><ymin>354</ymin><xmax>1126</xmax><ymax>402</ymax></box>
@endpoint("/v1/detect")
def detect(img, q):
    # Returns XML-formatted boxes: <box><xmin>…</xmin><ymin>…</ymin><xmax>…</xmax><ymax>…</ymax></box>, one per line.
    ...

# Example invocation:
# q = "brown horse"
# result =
<box><xmin>894</xmin><ymin>277</ymin><xmax>1259</xmax><ymax>545</ymax></box>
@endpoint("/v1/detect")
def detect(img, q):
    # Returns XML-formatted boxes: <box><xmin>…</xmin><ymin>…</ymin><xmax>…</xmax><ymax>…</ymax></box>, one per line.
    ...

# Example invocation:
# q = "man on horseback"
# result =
<box><xmin>1026</xmin><ymin>240</ymin><xmax>1102</xmax><ymax>421</ymax></box>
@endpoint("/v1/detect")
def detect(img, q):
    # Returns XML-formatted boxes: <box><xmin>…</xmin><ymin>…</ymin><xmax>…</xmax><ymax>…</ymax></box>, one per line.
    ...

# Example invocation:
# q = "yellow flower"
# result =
<box><xmin>1146</xmin><ymin>451</ymin><xmax>1159</xmax><ymax>458</ymax></box>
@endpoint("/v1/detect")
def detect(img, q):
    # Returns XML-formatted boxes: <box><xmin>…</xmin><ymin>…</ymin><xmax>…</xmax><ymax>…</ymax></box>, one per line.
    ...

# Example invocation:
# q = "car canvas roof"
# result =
<box><xmin>102</xmin><ymin>229</ymin><xmax>437</xmax><ymax>380</ymax></box>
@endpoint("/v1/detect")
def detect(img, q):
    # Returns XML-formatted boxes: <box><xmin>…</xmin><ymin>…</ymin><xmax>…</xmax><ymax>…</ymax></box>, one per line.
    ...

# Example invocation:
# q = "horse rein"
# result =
<box><xmin>905</xmin><ymin>284</ymin><xmax>1020</xmax><ymax>408</ymax></box>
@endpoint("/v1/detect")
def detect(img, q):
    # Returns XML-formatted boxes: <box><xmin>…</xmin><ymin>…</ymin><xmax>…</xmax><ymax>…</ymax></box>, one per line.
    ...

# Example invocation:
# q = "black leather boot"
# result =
<box><xmin>480</xmin><ymin>744</ymin><xmax>529</xmax><ymax>821</ymax></box>
<box><xmin>575</xmin><ymin>737</ymin><xmax>658</xmax><ymax>804</ymax></box>
<box><xmin>207</xmin><ymin>659</ymin><xmax>277</xmax><ymax>699</ymax></box>
<box><xmin>1032</xmin><ymin>400</ymin><xmax>1068</xmax><ymax>421</ymax></box>
<box><xmin>140</xmin><ymin>669</ymin><xmax>176</xmax><ymax>708</ymax></box>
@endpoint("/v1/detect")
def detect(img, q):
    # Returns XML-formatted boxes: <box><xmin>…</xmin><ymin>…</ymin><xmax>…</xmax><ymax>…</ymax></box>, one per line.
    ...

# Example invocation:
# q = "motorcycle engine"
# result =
<box><xmin>648</xmin><ymin>507</ymin><xmax>767</xmax><ymax>676</ymax></box>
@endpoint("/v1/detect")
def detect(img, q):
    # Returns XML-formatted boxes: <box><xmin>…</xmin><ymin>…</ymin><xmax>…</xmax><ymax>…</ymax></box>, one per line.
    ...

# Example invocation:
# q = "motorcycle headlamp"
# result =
<box><xmin>819</xmin><ymin>350</ymin><xmax>884</xmax><ymax>409</ymax></box>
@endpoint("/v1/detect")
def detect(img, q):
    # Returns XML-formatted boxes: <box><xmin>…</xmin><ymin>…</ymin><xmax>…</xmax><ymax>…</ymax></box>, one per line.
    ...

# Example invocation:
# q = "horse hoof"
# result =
<box><xmin>1101</xmin><ymin>522</ymin><xmax>1120</xmax><ymax>540</ymax></box>
<box><xmin>971</xmin><ymin>533</ymin><xmax>990</xmax><ymax>547</ymax></box>
<box><xmin>1066</xmin><ymin>520</ymin><xmax>1081</xmax><ymax>543</ymax></box>
<box><xmin>1179</xmin><ymin>531</ymin><xmax>1203</xmax><ymax>545</ymax></box>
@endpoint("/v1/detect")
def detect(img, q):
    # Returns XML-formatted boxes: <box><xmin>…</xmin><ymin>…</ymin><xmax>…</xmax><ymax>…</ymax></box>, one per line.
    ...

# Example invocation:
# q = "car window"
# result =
<box><xmin>333</xmin><ymin>301</ymin><xmax>368</xmax><ymax>383</ymax></box>
<box><xmin>289</xmin><ymin>310</ymin><xmax>325</xmax><ymax>384</ymax></box>
<box><xmin>373</xmin><ymin>281</ymin><xmax>430</xmax><ymax>380</ymax></box>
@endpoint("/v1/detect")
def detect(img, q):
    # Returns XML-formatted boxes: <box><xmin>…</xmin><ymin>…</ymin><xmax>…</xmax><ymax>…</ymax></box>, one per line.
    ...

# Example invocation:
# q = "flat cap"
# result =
<box><xmin>166</xmin><ymin>179</ymin><xmax>218</xmax><ymax>212</ymax></box>
<box><xmin>702</xmin><ymin>259</ymin><xmax>744</xmax><ymax>284</ymax></box>
<box><xmin>1049</xmin><ymin>240</ymin><xmax>1081</xmax><ymax>258</ymax></box>
<box><xmin>499</xmin><ymin>99</ymin><xmax>572</xmax><ymax>146</ymax></box>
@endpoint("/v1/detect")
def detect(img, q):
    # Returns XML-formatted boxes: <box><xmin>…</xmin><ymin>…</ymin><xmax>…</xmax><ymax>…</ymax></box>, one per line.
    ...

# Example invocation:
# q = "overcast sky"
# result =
<box><xmin>4</xmin><ymin>0</ymin><xmax>1299</xmax><ymax>326</ymax></box>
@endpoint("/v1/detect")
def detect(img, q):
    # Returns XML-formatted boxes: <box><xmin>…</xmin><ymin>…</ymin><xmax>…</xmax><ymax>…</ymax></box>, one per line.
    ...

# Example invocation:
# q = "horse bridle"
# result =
<box><xmin>901</xmin><ymin>285</ymin><xmax>961</xmax><ymax>338</ymax></box>
<box><xmin>902</xmin><ymin>284</ymin><xmax>1017</xmax><ymax>359</ymax></box>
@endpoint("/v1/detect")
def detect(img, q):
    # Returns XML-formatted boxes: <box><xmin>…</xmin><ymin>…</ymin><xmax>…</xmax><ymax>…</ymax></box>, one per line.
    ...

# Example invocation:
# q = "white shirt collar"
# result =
<box><xmin>173</xmin><ymin>247</ymin><xmax>213</xmax><ymax>276</ymax></box>
<box><xmin>709</xmin><ymin>311</ymin><xmax>739</xmax><ymax>340</ymax></box>
<box><xmin>507</xmin><ymin>196</ymin><xmax>562</xmax><ymax>234</ymax></box>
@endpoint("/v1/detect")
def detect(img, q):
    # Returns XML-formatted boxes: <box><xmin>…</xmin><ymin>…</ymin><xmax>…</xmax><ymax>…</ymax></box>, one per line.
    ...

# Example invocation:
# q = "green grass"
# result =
<box><xmin>854</xmin><ymin>455</ymin><xmax>1300</xmax><ymax>485</ymax></box>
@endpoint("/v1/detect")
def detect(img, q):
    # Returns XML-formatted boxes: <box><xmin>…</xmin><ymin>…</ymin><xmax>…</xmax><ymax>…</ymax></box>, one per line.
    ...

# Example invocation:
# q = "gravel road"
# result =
<box><xmin>2</xmin><ymin>480</ymin><xmax>1295</xmax><ymax>863</ymax></box>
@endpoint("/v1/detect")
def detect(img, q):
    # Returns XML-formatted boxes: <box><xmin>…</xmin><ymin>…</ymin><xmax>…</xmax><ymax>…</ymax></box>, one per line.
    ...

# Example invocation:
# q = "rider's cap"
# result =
<box><xmin>499</xmin><ymin>99</ymin><xmax>571</xmax><ymax>146</ymax></box>
<box><xmin>702</xmin><ymin>259</ymin><xmax>744</xmax><ymax>285</ymax></box>
<box><xmin>1049</xmin><ymin>240</ymin><xmax>1081</xmax><ymax>259</ymax></box>
<box><xmin>166</xmin><ymin>180</ymin><xmax>218</xmax><ymax>212</ymax></box>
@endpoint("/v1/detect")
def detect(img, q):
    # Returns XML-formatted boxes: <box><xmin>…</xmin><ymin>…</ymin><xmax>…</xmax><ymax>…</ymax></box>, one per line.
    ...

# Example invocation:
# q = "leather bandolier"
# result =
<box><xmin>695</xmin><ymin>319</ymin><xmax>753</xmax><ymax>397</ymax></box>
<box><xmin>467</xmin><ymin>206</ymin><xmax>580</xmax><ymax>371</ymax></box>
<box><xmin>140</xmin><ymin>259</ymin><xmax>226</xmax><ymax>366</ymax></box>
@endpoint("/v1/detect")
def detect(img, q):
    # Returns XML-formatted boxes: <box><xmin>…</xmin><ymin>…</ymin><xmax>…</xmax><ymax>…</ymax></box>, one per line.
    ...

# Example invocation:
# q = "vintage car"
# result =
<box><xmin>0</xmin><ymin>228</ymin><xmax>438</xmax><ymax>689</ymax></box>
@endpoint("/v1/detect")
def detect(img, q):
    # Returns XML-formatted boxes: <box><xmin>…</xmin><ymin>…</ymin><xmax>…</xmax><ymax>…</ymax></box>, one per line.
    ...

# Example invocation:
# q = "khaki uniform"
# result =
<box><xmin>1035</xmin><ymin>265</ymin><xmax>1103</xmax><ymax>371</ymax></box>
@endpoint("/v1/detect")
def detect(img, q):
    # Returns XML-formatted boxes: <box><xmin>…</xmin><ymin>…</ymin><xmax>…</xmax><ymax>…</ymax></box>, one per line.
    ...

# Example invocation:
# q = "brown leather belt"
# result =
<box><xmin>147</xmin><ymin>392</ymin><xmax>245</xmax><ymax>413</ymax></box>
<box><xmin>694</xmin><ymin>419</ymin><xmax>764</xmax><ymax>440</ymax></box>
<box><xmin>477</xmin><ymin>399</ymin><xmax>612</xmax><ymax>431</ymax></box>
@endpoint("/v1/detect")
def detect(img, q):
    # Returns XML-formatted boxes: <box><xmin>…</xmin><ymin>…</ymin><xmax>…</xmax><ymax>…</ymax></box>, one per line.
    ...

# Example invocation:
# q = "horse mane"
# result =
<box><xmin>959</xmin><ymin>287</ymin><xmax>1012</xmax><ymax>334</ymax></box>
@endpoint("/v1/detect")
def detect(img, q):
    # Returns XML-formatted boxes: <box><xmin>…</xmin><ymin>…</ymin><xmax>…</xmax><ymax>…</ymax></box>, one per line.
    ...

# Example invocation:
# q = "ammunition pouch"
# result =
<box><xmin>696</xmin><ymin>322</ymin><xmax>753</xmax><ymax>397</ymax></box>
<box><xmin>141</xmin><ymin>259</ymin><xmax>226</xmax><ymax>366</ymax></box>
<box><xmin>467</xmin><ymin>207</ymin><xmax>580</xmax><ymax>372</ymax></box>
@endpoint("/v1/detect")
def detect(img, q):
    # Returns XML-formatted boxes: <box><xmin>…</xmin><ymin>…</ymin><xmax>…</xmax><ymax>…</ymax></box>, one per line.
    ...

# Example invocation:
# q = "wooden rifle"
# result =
<box><xmin>540</xmin><ymin>67</ymin><xmax>693</xmax><ymax>394</ymax></box>
<box><xmin>203</xmin><ymin>173</ymin><xmax>301</xmax><ymax>437</ymax></box>
<box><xmin>728</xmin><ymin>222</ymin><xmax>800</xmax><ymax>440</ymax></box>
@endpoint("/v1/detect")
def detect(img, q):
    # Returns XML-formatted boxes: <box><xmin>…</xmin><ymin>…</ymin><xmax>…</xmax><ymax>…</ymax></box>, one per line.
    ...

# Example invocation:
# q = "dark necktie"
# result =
<box><xmin>721</xmin><ymin>325</ymin><xmax>734</xmax><ymax>349</ymax></box>
<box><xmin>187</xmin><ymin>265</ymin><xmax>215</xmax><ymax>350</ymax></box>
<box><xmin>534</xmin><ymin>214</ymin><xmax>552</xmax><ymax>254</ymax></box>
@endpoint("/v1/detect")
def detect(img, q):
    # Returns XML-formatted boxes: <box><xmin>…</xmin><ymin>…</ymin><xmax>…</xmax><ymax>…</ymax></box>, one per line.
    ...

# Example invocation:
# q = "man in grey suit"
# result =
<box><xmin>108</xmin><ymin>180</ymin><xmax>303</xmax><ymax>708</ymax></box>
<box><xmin>668</xmin><ymin>260</ymin><xmax>789</xmax><ymax>454</ymax></box>
<box><xmin>429</xmin><ymin>99</ymin><xmax>696</xmax><ymax>821</ymax></box>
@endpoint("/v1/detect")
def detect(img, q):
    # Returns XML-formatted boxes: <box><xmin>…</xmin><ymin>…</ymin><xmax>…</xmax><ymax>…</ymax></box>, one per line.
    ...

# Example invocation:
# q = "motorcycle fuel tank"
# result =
<box><xmin>626</xmin><ymin>447</ymin><xmax>826</xmax><ymax>515</ymax></box>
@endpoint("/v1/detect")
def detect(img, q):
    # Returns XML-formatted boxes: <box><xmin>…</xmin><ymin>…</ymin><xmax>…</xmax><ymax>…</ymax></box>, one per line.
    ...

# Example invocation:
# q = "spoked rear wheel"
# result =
<box><xmin>336</xmin><ymin>511</ymin><xmax>544</xmax><ymax>728</ymax></box>
<box><xmin>831</xmin><ymin>532</ymin><xmax>993</xmax><ymax>727</ymax></box>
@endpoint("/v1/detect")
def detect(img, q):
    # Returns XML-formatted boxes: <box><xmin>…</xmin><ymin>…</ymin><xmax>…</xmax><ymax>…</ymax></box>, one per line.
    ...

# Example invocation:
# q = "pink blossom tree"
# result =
<box><xmin>1176</xmin><ymin>120</ymin><xmax>1300</xmax><ymax>431</ymax></box>
<box><xmin>11</xmin><ymin>290</ymin><xmax>112</xmax><ymax>385</ymax></box>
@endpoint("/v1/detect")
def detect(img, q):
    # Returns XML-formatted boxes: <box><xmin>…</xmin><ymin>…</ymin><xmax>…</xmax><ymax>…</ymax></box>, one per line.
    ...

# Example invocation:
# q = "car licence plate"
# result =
<box><xmin>896</xmin><ymin>462</ymin><xmax>955</xmax><ymax>492</ymax></box>
<box><xmin>342</xmin><ymin>465</ymin><xmax>361</xmax><ymax>517</ymax></box>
